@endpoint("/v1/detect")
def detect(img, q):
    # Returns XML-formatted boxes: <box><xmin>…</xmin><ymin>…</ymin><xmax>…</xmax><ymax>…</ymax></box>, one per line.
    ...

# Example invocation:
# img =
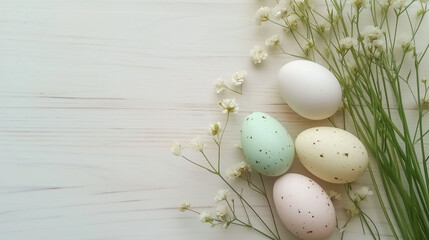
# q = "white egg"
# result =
<box><xmin>278</xmin><ymin>60</ymin><xmax>342</xmax><ymax>120</ymax></box>
<box><xmin>295</xmin><ymin>127</ymin><xmax>369</xmax><ymax>183</ymax></box>
<box><xmin>273</xmin><ymin>173</ymin><xmax>336</xmax><ymax>240</ymax></box>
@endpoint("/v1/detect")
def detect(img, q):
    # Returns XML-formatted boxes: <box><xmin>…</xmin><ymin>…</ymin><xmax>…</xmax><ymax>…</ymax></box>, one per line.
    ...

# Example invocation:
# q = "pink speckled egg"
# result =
<box><xmin>273</xmin><ymin>173</ymin><xmax>336</xmax><ymax>240</ymax></box>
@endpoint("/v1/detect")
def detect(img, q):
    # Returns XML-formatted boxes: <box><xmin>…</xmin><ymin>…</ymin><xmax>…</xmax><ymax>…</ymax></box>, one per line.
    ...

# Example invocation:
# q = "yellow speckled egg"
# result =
<box><xmin>295</xmin><ymin>127</ymin><xmax>369</xmax><ymax>183</ymax></box>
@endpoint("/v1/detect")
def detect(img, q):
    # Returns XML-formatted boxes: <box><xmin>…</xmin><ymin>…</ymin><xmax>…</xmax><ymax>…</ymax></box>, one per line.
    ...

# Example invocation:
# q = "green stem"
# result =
<box><xmin>181</xmin><ymin>155</ymin><xmax>216</xmax><ymax>174</ymax></box>
<box><xmin>260</xmin><ymin>173</ymin><xmax>281</xmax><ymax>240</ymax></box>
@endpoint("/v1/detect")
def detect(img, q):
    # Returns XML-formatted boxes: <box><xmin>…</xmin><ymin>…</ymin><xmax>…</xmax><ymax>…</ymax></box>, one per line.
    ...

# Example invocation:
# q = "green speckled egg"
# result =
<box><xmin>241</xmin><ymin>112</ymin><xmax>294</xmax><ymax>176</ymax></box>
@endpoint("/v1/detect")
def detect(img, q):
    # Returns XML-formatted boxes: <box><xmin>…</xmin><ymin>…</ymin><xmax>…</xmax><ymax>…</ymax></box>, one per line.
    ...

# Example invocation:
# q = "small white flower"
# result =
<box><xmin>273</xmin><ymin>0</ymin><xmax>289</xmax><ymax>19</ymax></box>
<box><xmin>215</xmin><ymin>77</ymin><xmax>226</xmax><ymax>94</ymax></box>
<box><xmin>199</xmin><ymin>211</ymin><xmax>213</xmax><ymax>223</ymax></box>
<box><xmin>354</xmin><ymin>186</ymin><xmax>373</xmax><ymax>200</ymax></box>
<box><xmin>214</xmin><ymin>189</ymin><xmax>229</xmax><ymax>202</ymax></box>
<box><xmin>220</xmin><ymin>98</ymin><xmax>239</xmax><ymax>114</ymax></box>
<box><xmin>170</xmin><ymin>142</ymin><xmax>183</xmax><ymax>156</ymax></box>
<box><xmin>190</xmin><ymin>137</ymin><xmax>205</xmax><ymax>151</ymax></box>
<box><xmin>417</xmin><ymin>8</ymin><xmax>426</xmax><ymax>17</ymax></box>
<box><xmin>285</xmin><ymin>14</ymin><xmax>300</xmax><ymax>30</ymax></box>
<box><xmin>373</xmin><ymin>39</ymin><xmax>385</xmax><ymax>49</ymax></box>
<box><xmin>339</xmin><ymin>37</ymin><xmax>358</xmax><ymax>51</ymax></box>
<box><xmin>350</xmin><ymin>0</ymin><xmax>370</xmax><ymax>9</ymax></box>
<box><xmin>303</xmin><ymin>40</ymin><xmax>314</xmax><ymax>55</ymax></box>
<box><xmin>397</xmin><ymin>35</ymin><xmax>414</xmax><ymax>53</ymax></box>
<box><xmin>422</xmin><ymin>77</ymin><xmax>427</xmax><ymax>84</ymax></box>
<box><xmin>316</xmin><ymin>23</ymin><xmax>330</xmax><ymax>34</ymax></box>
<box><xmin>216</xmin><ymin>205</ymin><xmax>229</xmax><ymax>221</ymax></box>
<box><xmin>255</xmin><ymin>6</ymin><xmax>270</xmax><ymax>25</ymax></box>
<box><xmin>344</xmin><ymin>201</ymin><xmax>359</xmax><ymax>217</ymax></box>
<box><xmin>363</xmin><ymin>25</ymin><xmax>385</xmax><ymax>57</ymax></box>
<box><xmin>265</xmin><ymin>34</ymin><xmax>281</xmax><ymax>47</ymax></box>
<box><xmin>179</xmin><ymin>201</ymin><xmax>191</xmax><ymax>212</ymax></box>
<box><xmin>227</xmin><ymin>161</ymin><xmax>251</xmax><ymax>179</ymax></box>
<box><xmin>207</xmin><ymin>122</ymin><xmax>221</xmax><ymax>136</ymax></box>
<box><xmin>328</xmin><ymin>190</ymin><xmax>342</xmax><ymax>200</ymax></box>
<box><xmin>363</xmin><ymin>26</ymin><xmax>384</xmax><ymax>44</ymax></box>
<box><xmin>231</xmin><ymin>70</ymin><xmax>247</xmax><ymax>86</ymax></box>
<box><xmin>250</xmin><ymin>46</ymin><xmax>268</xmax><ymax>64</ymax></box>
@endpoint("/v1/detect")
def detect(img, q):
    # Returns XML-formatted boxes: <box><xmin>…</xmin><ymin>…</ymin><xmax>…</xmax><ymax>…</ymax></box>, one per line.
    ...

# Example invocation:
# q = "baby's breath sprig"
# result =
<box><xmin>340</xmin><ymin>184</ymin><xmax>379</xmax><ymax>240</ymax></box>
<box><xmin>215</xmin><ymin>70</ymin><xmax>247</xmax><ymax>95</ymax></box>
<box><xmin>173</xmin><ymin>79</ymin><xmax>283</xmax><ymax>240</ymax></box>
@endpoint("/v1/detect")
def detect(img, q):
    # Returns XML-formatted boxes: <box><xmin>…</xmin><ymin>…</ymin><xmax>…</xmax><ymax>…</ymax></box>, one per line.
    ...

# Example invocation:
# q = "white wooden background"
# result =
<box><xmin>0</xmin><ymin>1</ymin><xmax>427</xmax><ymax>239</ymax></box>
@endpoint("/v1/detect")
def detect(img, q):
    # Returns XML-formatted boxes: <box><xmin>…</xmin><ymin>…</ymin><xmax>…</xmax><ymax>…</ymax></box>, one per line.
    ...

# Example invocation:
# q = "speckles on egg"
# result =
<box><xmin>273</xmin><ymin>173</ymin><xmax>336</xmax><ymax>240</ymax></box>
<box><xmin>241</xmin><ymin>112</ymin><xmax>294</xmax><ymax>176</ymax></box>
<box><xmin>295</xmin><ymin>127</ymin><xmax>369</xmax><ymax>184</ymax></box>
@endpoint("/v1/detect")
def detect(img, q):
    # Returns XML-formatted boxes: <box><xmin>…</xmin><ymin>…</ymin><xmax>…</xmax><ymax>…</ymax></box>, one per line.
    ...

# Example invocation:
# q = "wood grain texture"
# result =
<box><xmin>0</xmin><ymin>0</ymin><xmax>428</xmax><ymax>239</ymax></box>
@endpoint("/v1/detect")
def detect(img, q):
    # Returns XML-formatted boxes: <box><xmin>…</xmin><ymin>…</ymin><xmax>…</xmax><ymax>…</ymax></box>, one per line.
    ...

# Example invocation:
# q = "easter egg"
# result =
<box><xmin>240</xmin><ymin>112</ymin><xmax>294</xmax><ymax>176</ymax></box>
<box><xmin>273</xmin><ymin>173</ymin><xmax>336</xmax><ymax>240</ymax></box>
<box><xmin>295</xmin><ymin>127</ymin><xmax>369</xmax><ymax>183</ymax></box>
<box><xmin>278</xmin><ymin>60</ymin><xmax>342</xmax><ymax>120</ymax></box>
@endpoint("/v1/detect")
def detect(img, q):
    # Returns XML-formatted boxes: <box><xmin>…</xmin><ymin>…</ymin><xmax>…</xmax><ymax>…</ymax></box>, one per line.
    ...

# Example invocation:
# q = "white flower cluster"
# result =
<box><xmin>179</xmin><ymin>201</ymin><xmax>191</xmax><ymax>212</ymax></box>
<box><xmin>273</xmin><ymin>0</ymin><xmax>288</xmax><ymax>19</ymax></box>
<box><xmin>344</xmin><ymin>201</ymin><xmax>359</xmax><ymax>217</ymax></box>
<box><xmin>350</xmin><ymin>0</ymin><xmax>370</xmax><ymax>10</ymax></box>
<box><xmin>351</xmin><ymin>186</ymin><xmax>373</xmax><ymax>201</ymax></box>
<box><xmin>190</xmin><ymin>137</ymin><xmax>205</xmax><ymax>151</ymax></box>
<box><xmin>362</xmin><ymin>25</ymin><xmax>385</xmax><ymax>58</ymax></box>
<box><xmin>265</xmin><ymin>34</ymin><xmax>281</xmax><ymax>47</ymax></box>
<box><xmin>220</xmin><ymin>98</ymin><xmax>239</xmax><ymax>114</ymax></box>
<box><xmin>328</xmin><ymin>190</ymin><xmax>342</xmax><ymax>200</ymax></box>
<box><xmin>226</xmin><ymin>161</ymin><xmax>251</xmax><ymax>179</ymax></box>
<box><xmin>215</xmin><ymin>78</ymin><xmax>227</xmax><ymax>94</ymax></box>
<box><xmin>199</xmin><ymin>211</ymin><xmax>213</xmax><ymax>223</ymax></box>
<box><xmin>207</xmin><ymin>122</ymin><xmax>221</xmax><ymax>136</ymax></box>
<box><xmin>303</xmin><ymin>40</ymin><xmax>314</xmax><ymax>55</ymax></box>
<box><xmin>339</xmin><ymin>37</ymin><xmax>358</xmax><ymax>52</ymax></box>
<box><xmin>182</xmin><ymin>189</ymin><xmax>230</xmax><ymax>227</ymax></box>
<box><xmin>250</xmin><ymin>46</ymin><xmax>268</xmax><ymax>64</ymax></box>
<box><xmin>231</xmin><ymin>70</ymin><xmax>247</xmax><ymax>86</ymax></box>
<box><xmin>344</xmin><ymin>186</ymin><xmax>373</xmax><ymax>217</ymax></box>
<box><xmin>285</xmin><ymin>14</ymin><xmax>300</xmax><ymax>30</ymax></box>
<box><xmin>316</xmin><ymin>23</ymin><xmax>330</xmax><ymax>34</ymax></box>
<box><xmin>215</xmin><ymin>71</ymin><xmax>247</xmax><ymax>94</ymax></box>
<box><xmin>216</xmin><ymin>205</ymin><xmax>229</xmax><ymax>222</ymax></box>
<box><xmin>170</xmin><ymin>142</ymin><xmax>183</xmax><ymax>156</ymax></box>
<box><xmin>397</xmin><ymin>35</ymin><xmax>415</xmax><ymax>53</ymax></box>
<box><xmin>170</xmin><ymin>138</ymin><xmax>206</xmax><ymax>156</ymax></box>
<box><xmin>255</xmin><ymin>6</ymin><xmax>270</xmax><ymax>25</ymax></box>
<box><xmin>214</xmin><ymin>189</ymin><xmax>229</xmax><ymax>202</ymax></box>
